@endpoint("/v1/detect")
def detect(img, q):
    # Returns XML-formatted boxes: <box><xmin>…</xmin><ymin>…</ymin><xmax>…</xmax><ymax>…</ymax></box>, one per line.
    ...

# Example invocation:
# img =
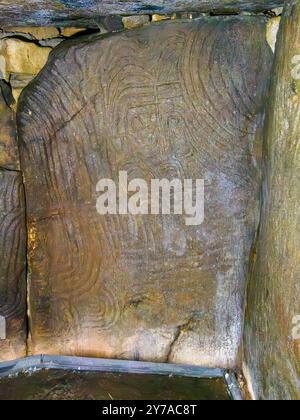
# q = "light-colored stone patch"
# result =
<box><xmin>0</xmin><ymin>38</ymin><xmax>52</xmax><ymax>100</ymax></box>
<box><xmin>122</xmin><ymin>15</ymin><xmax>150</xmax><ymax>29</ymax></box>
<box><xmin>272</xmin><ymin>7</ymin><xmax>283</xmax><ymax>16</ymax></box>
<box><xmin>2</xmin><ymin>27</ymin><xmax>59</xmax><ymax>39</ymax></box>
<box><xmin>60</xmin><ymin>27</ymin><xmax>87</xmax><ymax>37</ymax></box>
<box><xmin>0</xmin><ymin>39</ymin><xmax>51</xmax><ymax>80</ymax></box>
<box><xmin>266</xmin><ymin>16</ymin><xmax>281</xmax><ymax>53</ymax></box>
<box><xmin>0</xmin><ymin>27</ymin><xmax>90</xmax><ymax>102</ymax></box>
<box><xmin>152</xmin><ymin>14</ymin><xmax>172</xmax><ymax>22</ymax></box>
<box><xmin>0</xmin><ymin>55</ymin><xmax>6</xmax><ymax>79</ymax></box>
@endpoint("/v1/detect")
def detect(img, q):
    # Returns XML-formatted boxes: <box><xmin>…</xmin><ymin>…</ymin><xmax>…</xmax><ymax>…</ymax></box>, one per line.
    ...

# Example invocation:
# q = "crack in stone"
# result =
<box><xmin>0</xmin><ymin>166</ymin><xmax>21</xmax><ymax>173</ymax></box>
<box><xmin>166</xmin><ymin>317</ymin><xmax>196</xmax><ymax>362</ymax></box>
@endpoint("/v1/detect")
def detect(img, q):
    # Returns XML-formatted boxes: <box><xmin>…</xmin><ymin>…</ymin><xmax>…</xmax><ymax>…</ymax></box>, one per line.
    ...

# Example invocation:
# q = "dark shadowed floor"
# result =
<box><xmin>0</xmin><ymin>370</ymin><xmax>230</xmax><ymax>400</ymax></box>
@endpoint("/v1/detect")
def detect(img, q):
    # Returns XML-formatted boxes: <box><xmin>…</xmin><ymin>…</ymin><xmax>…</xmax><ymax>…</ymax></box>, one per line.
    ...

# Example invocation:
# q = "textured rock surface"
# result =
<box><xmin>0</xmin><ymin>170</ymin><xmax>27</xmax><ymax>361</ymax></box>
<box><xmin>0</xmin><ymin>39</ymin><xmax>51</xmax><ymax>81</ymax></box>
<box><xmin>18</xmin><ymin>18</ymin><xmax>272</xmax><ymax>367</ymax></box>
<box><xmin>122</xmin><ymin>15</ymin><xmax>150</xmax><ymax>30</ymax></box>
<box><xmin>0</xmin><ymin>85</ymin><xmax>18</xmax><ymax>170</ymax></box>
<box><xmin>244</xmin><ymin>0</ymin><xmax>300</xmax><ymax>400</ymax></box>
<box><xmin>0</xmin><ymin>1</ymin><xmax>285</xmax><ymax>26</ymax></box>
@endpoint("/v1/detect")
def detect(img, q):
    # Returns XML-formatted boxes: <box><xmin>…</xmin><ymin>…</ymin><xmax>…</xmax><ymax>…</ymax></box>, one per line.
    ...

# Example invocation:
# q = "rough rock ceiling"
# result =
<box><xmin>0</xmin><ymin>1</ymin><xmax>285</xmax><ymax>27</ymax></box>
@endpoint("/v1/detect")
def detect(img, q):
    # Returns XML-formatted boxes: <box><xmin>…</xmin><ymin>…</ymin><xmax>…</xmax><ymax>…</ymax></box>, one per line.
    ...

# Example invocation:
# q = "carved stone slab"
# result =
<box><xmin>18</xmin><ymin>18</ymin><xmax>272</xmax><ymax>367</ymax></box>
<box><xmin>0</xmin><ymin>86</ymin><xmax>19</xmax><ymax>170</ymax></box>
<box><xmin>0</xmin><ymin>1</ymin><xmax>284</xmax><ymax>27</ymax></box>
<box><xmin>0</xmin><ymin>170</ymin><xmax>26</xmax><ymax>361</ymax></box>
<box><xmin>244</xmin><ymin>0</ymin><xmax>300</xmax><ymax>400</ymax></box>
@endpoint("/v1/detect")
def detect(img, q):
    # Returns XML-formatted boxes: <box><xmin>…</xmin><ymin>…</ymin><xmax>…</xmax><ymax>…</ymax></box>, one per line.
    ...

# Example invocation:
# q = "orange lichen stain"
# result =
<box><xmin>53</xmin><ymin>1</ymin><xmax>67</xmax><ymax>10</ymax></box>
<box><xmin>252</xmin><ymin>248</ymin><xmax>257</xmax><ymax>264</ymax></box>
<box><xmin>28</xmin><ymin>223</ymin><xmax>37</xmax><ymax>253</ymax></box>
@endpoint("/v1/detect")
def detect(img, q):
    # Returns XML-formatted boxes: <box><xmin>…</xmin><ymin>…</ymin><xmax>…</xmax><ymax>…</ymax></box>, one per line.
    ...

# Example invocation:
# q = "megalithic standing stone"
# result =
<box><xmin>244</xmin><ymin>0</ymin><xmax>300</xmax><ymax>400</ymax></box>
<box><xmin>17</xmin><ymin>18</ymin><xmax>272</xmax><ymax>367</ymax></box>
<box><xmin>0</xmin><ymin>170</ymin><xmax>27</xmax><ymax>361</ymax></box>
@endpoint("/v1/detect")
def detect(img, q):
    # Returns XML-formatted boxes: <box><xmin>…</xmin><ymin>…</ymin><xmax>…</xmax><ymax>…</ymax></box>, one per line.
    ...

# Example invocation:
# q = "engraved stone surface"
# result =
<box><xmin>17</xmin><ymin>18</ymin><xmax>272</xmax><ymax>367</ymax></box>
<box><xmin>244</xmin><ymin>0</ymin><xmax>300</xmax><ymax>400</ymax></box>
<box><xmin>0</xmin><ymin>1</ymin><xmax>285</xmax><ymax>27</ymax></box>
<box><xmin>0</xmin><ymin>85</ymin><xmax>18</xmax><ymax>170</ymax></box>
<box><xmin>0</xmin><ymin>170</ymin><xmax>27</xmax><ymax>361</ymax></box>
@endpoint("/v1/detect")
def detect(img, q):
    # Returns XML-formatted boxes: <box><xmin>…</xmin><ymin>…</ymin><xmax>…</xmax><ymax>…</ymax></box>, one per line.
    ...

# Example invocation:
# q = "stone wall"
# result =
<box><xmin>1</xmin><ymin>3</ymin><xmax>299</xmax><ymax>402</ymax></box>
<box><xmin>244</xmin><ymin>0</ymin><xmax>300</xmax><ymax>400</ymax></box>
